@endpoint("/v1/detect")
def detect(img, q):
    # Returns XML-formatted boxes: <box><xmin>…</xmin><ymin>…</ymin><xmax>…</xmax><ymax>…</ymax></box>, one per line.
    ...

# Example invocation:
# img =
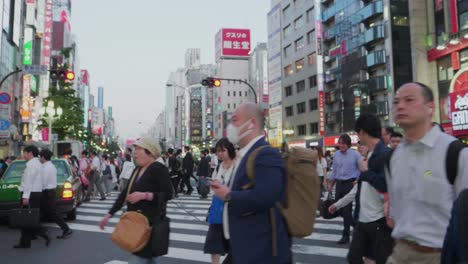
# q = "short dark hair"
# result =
<box><xmin>81</xmin><ymin>150</ymin><xmax>88</xmax><ymax>156</ymax></box>
<box><xmin>168</xmin><ymin>148</ymin><xmax>174</xmax><ymax>154</ymax></box>
<box><xmin>39</xmin><ymin>149</ymin><xmax>53</xmax><ymax>161</ymax></box>
<box><xmin>338</xmin><ymin>134</ymin><xmax>352</xmax><ymax>147</ymax></box>
<box><xmin>91</xmin><ymin>151</ymin><xmax>97</xmax><ymax>156</ymax></box>
<box><xmin>414</xmin><ymin>82</ymin><xmax>434</xmax><ymax>103</ymax></box>
<box><xmin>125</xmin><ymin>154</ymin><xmax>132</xmax><ymax>162</ymax></box>
<box><xmin>126</xmin><ymin>147</ymin><xmax>132</xmax><ymax>153</ymax></box>
<box><xmin>384</xmin><ymin>126</ymin><xmax>394</xmax><ymax>135</ymax></box>
<box><xmin>176</xmin><ymin>149</ymin><xmax>182</xmax><ymax>155</ymax></box>
<box><xmin>23</xmin><ymin>145</ymin><xmax>39</xmax><ymax>157</ymax></box>
<box><xmin>355</xmin><ymin>114</ymin><xmax>382</xmax><ymax>139</ymax></box>
<box><xmin>391</xmin><ymin>132</ymin><xmax>403</xmax><ymax>138</ymax></box>
<box><xmin>215</xmin><ymin>138</ymin><xmax>236</xmax><ymax>160</ymax></box>
<box><xmin>102</xmin><ymin>155</ymin><xmax>108</xmax><ymax>160</ymax></box>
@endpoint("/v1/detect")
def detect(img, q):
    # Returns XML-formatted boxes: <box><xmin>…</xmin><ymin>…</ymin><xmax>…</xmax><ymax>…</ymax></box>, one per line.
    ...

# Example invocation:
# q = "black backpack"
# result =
<box><xmin>387</xmin><ymin>140</ymin><xmax>467</xmax><ymax>185</ymax></box>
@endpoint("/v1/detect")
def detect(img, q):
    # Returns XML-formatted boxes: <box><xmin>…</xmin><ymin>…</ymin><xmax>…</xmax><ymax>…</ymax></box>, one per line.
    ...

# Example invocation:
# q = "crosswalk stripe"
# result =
<box><xmin>292</xmin><ymin>244</ymin><xmax>348</xmax><ymax>258</ymax></box>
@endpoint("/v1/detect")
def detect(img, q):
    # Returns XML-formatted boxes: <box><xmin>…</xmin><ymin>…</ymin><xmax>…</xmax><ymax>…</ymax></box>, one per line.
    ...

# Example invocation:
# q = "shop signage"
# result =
<box><xmin>450</xmin><ymin>89</ymin><xmax>468</xmax><ymax>136</ymax></box>
<box><xmin>324</xmin><ymin>134</ymin><xmax>359</xmax><ymax>146</ymax></box>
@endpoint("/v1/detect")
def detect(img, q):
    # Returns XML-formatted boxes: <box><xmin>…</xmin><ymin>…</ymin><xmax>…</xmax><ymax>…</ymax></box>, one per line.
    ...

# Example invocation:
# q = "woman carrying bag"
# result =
<box><xmin>204</xmin><ymin>138</ymin><xmax>236</xmax><ymax>264</ymax></box>
<box><xmin>99</xmin><ymin>137</ymin><xmax>173</xmax><ymax>264</ymax></box>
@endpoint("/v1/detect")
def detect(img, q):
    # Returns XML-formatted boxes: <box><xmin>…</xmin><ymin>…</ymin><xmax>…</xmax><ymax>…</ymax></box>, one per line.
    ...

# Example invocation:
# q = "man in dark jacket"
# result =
<box><xmin>182</xmin><ymin>146</ymin><xmax>194</xmax><ymax>195</ymax></box>
<box><xmin>197</xmin><ymin>149</ymin><xmax>211</xmax><ymax>198</ymax></box>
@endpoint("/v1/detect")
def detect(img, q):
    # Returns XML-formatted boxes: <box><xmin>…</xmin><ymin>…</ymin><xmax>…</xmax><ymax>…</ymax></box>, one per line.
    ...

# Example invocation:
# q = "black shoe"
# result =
<box><xmin>39</xmin><ymin>233</ymin><xmax>51</xmax><ymax>247</ymax></box>
<box><xmin>57</xmin><ymin>229</ymin><xmax>73</xmax><ymax>239</ymax></box>
<box><xmin>31</xmin><ymin>235</ymin><xmax>38</xmax><ymax>240</ymax></box>
<box><xmin>337</xmin><ymin>237</ymin><xmax>350</xmax><ymax>244</ymax></box>
<box><xmin>99</xmin><ymin>197</ymin><xmax>106</xmax><ymax>201</ymax></box>
<box><xmin>13</xmin><ymin>244</ymin><xmax>31</xmax><ymax>249</ymax></box>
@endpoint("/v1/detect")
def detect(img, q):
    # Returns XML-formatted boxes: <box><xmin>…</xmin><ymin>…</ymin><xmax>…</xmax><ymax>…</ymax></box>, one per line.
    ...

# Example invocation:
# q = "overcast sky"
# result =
<box><xmin>71</xmin><ymin>1</ymin><xmax>270</xmax><ymax>140</ymax></box>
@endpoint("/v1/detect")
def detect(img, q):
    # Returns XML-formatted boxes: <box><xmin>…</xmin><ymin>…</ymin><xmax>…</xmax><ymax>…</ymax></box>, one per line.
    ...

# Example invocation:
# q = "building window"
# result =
<box><xmin>309</xmin><ymin>75</ymin><xmax>317</xmax><ymax>88</ymax></box>
<box><xmin>297</xmin><ymin>102</ymin><xmax>306</xmax><ymax>114</ymax></box>
<box><xmin>245</xmin><ymin>91</ymin><xmax>248</xmax><ymax>96</ymax></box>
<box><xmin>228</xmin><ymin>103</ymin><xmax>231</xmax><ymax>109</ymax></box>
<box><xmin>392</xmin><ymin>16</ymin><xmax>409</xmax><ymax>26</ymax></box>
<box><xmin>298</xmin><ymin>124</ymin><xmax>306</xmax><ymax>136</ymax></box>
<box><xmin>282</xmin><ymin>4</ymin><xmax>291</xmax><ymax>20</ymax></box>
<box><xmin>310</xmin><ymin>123</ymin><xmax>319</xmax><ymax>134</ymax></box>
<box><xmin>284</xmin><ymin>45</ymin><xmax>292</xmax><ymax>58</ymax></box>
<box><xmin>283</xmin><ymin>25</ymin><xmax>291</xmax><ymax>39</ymax></box>
<box><xmin>309</xmin><ymin>98</ymin><xmax>318</xmax><ymax>111</ymax></box>
<box><xmin>295</xmin><ymin>59</ymin><xmax>304</xmax><ymax>73</ymax></box>
<box><xmin>306</xmin><ymin>7</ymin><xmax>314</xmax><ymax>22</ymax></box>
<box><xmin>308</xmin><ymin>52</ymin><xmax>316</xmax><ymax>65</ymax></box>
<box><xmin>285</xmin><ymin>86</ymin><xmax>293</xmax><ymax>97</ymax></box>
<box><xmin>294</xmin><ymin>16</ymin><xmax>304</xmax><ymax>30</ymax></box>
<box><xmin>286</xmin><ymin>106</ymin><xmax>294</xmax><ymax>117</ymax></box>
<box><xmin>233</xmin><ymin>91</ymin><xmax>236</xmax><ymax>97</ymax></box>
<box><xmin>461</xmin><ymin>11</ymin><xmax>468</xmax><ymax>30</ymax></box>
<box><xmin>296</xmin><ymin>80</ymin><xmax>305</xmax><ymax>93</ymax></box>
<box><xmin>307</xmin><ymin>30</ymin><xmax>316</xmax><ymax>44</ymax></box>
<box><xmin>284</xmin><ymin>64</ymin><xmax>293</xmax><ymax>76</ymax></box>
<box><xmin>295</xmin><ymin>37</ymin><xmax>305</xmax><ymax>51</ymax></box>
<box><xmin>228</xmin><ymin>91</ymin><xmax>230</xmax><ymax>96</ymax></box>
<box><xmin>233</xmin><ymin>103</ymin><xmax>236</xmax><ymax>109</ymax></box>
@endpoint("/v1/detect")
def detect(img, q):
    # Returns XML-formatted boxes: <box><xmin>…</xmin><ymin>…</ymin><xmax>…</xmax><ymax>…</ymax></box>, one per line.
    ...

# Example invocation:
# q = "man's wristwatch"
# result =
<box><xmin>225</xmin><ymin>192</ymin><xmax>232</xmax><ymax>202</ymax></box>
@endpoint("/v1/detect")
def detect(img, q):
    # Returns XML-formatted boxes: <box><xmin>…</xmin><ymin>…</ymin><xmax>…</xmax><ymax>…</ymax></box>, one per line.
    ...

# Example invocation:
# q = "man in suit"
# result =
<box><xmin>211</xmin><ymin>102</ymin><xmax>292</xmax><ymax>264</ymax></box>
<box><xmin>182</xmin><ymin>146</ymin><xmax>194</xmax><ymax>195</ymax></box>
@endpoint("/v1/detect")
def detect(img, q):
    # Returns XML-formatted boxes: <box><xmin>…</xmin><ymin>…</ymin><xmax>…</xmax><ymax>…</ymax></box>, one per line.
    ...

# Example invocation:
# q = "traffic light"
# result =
<box><xmin>50</xmin><ymin>68</ymin><xmax>75</xmax><ymax>81</ymax></box>
<box><xmin>201</xmin><ymin>78</ymin><xmax>221</xmax><ymax>88</ymax></box>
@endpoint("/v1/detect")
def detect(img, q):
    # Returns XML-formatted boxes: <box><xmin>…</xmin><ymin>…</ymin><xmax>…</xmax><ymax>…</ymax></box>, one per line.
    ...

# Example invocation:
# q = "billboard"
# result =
<box><xmin>215</xmin><ymin>28</ymin><xmax>251</xmax><ymax>61</ymax></box>
<box><xmin>12</xmin><ymin>0</ymin><xmax>22</xmax><ymax>46</ymax></box>
<box><xmin>26</xmin><ymin>0</ymin><xmax>35</xmax><ymax>25</ymax></box>
<box><xmin>315</xmin><ymin>0</ymin><xmax>325</xmax><ymax>135</ymax></box>
<box><xmin>23</xmin><ymin>28</ymin><xmax>33</xmax><ymax>65</ymax></box>
<box><xmin>450</xmin><ymin>89</ymin><xmax>468</xmax><ymax>136</ymax></box>
<box><xmin>42</xmin><ymin>0</ymin><xmax>53</xmax><ymax>66</ymax></box>
<box><xmin>20</xmin><ymin>75</ymin><xmax>32</xmax><ymax>122</ymax></box>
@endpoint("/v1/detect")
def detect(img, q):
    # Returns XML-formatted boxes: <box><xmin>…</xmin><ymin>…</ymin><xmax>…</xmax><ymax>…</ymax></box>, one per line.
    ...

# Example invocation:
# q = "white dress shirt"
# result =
<box><xmin>91</xmin><ymin>156</ymin><xmax>100</xmax><ymax>171</ymax></box>
<box><xmin>19</xmin><ymin>157</ymin><xmax>43</xmax><ymax>199</ymax></box>
<box><xmin>223</xmin><ymin>135</ymin><xmax>264</xmax><ymax>239</ymax></box>
<box><xmin>387</xmin><ymin>126</ymin><xmax>468</xmax><ymax>248</ymax></box>
<box><xmin>120</xmin><ymin>161</ymin><xmax>136</xmax><ymax>180</ymax></box>
<box><xmin>42</xmin><ymin>161</ymin><xmax>58</xmax><ymax>190</ymax></box>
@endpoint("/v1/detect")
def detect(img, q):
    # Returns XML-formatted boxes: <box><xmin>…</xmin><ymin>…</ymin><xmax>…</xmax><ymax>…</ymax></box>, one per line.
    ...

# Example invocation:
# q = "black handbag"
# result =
<box><xmin>320</xmin><ymin>194</ymin><xmax>341</xmax><ymax>219</ymax></box>
<box><xmin>149</xmin><ymin>197</ymin><xmax>171</xmax><ymax>256</ymax></box>
<box><xmin>10</xmin><ymin>206</ymin><xmax>41</xmax><ymax>228</ymax></box>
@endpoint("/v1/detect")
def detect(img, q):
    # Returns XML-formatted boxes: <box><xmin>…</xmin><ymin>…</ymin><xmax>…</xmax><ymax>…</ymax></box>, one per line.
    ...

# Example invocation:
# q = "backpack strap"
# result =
<box><xmin>446</xmin><ymin>140</ymin><xmax>467</xmax><ymax>185</ymax></box>
<box><xmin>385</xmin><ymin>148</ymin><xmax>395</xmax><ymax>178</ymax></box>
<box><xmin>242</xmin><ymin>145</ymin><xmax>270</xmax><ymax>190</ymax></box>
<box><xmin>457</xmin><ymin>189</ymin><xmax>468</xmax><ymax>258</ymax></box>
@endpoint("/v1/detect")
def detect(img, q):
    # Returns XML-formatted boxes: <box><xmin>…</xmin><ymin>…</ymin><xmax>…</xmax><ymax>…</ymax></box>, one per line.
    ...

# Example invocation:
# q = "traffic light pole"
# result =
<box><xmin>216</xmin><ymin>78</ymin><xmax>258</xmax><ymax>104</ymax></box>
<box><xmin>0</xmin><ymin>69</ymin><xmax>23</xmax><ymax>88</ymax></box>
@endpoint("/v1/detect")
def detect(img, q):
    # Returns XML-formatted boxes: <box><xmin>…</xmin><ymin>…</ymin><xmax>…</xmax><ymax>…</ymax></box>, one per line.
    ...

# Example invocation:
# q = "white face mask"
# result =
<box><xmin>226</xmin><ymin>119</ymin><xmax>253</xmax><ymax>145</ymax></box>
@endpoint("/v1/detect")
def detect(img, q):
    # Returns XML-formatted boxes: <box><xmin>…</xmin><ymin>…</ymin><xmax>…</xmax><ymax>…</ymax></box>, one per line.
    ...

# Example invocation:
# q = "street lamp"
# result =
<box><xmin>40</xmin><ymin>100</ymin><xmax>63</xmax><ymax>145</ymax></box>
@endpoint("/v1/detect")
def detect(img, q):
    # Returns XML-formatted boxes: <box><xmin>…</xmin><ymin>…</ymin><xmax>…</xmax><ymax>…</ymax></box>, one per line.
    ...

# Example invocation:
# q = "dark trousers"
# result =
<box><xmin>41</xmin><ymin>189</ymin><xmax>69</xmax><ymax>232</ymax></box>
<box><xmin>335</xmin><ymin>179</ymin><xmax>355</xmax><ymax>238</ymax></box>
<box><xmin>170</xmin><ymin>173</ymin><xmax>181</xmax><ymax>193</ymax></box>
<box><xmin>347</xmin><ymin>218</ymin><xmax>394</xmax><ymax>264</ymax></box>
<box><xmin>19</xmin><ymin>192</ymin><xmax>47</xmax><ymax>246</ymax></box>
<box><xmin>182</xmin><ymin>171</ymin><xmax>194</xmax><ymax>192</ymax></box>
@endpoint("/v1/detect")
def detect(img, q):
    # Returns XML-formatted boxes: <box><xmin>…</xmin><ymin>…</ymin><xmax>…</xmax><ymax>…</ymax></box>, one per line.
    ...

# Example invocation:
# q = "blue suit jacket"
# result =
<box><xmin>228</xmin><ymin>138</ymin><xmax>292</xmax><ymax>264</ymax></box>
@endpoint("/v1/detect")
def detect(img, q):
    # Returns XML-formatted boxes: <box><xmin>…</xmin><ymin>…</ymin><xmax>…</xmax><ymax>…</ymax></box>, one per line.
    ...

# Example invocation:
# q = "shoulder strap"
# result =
<box><xmin>243</xmin><ymin>145</ymin><xmax>270</xmax><ymax>190</ymax></box>
<box><xmin>385</xmin><ymin>148</ymin><xmax>395</xmax><ymax>178</ymax></box>
<box><xmin>446</xmin><ymin>140</ymin><xmax>467</xmax><ymax>185</ymax></box>
<box><xmin>126</xmin><ymin>167</ymin><xmax>141</xmax><ymax>198</ymax></box>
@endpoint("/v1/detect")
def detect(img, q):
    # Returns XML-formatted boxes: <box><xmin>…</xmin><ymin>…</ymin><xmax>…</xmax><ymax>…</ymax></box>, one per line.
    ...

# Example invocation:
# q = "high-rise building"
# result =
<box><xmin>249</xmin><ymin>43</ymin><xmax>269</xmax><ymax>107</ymax></box>
<box><xmin>416</xmin><ymin>0</ymin><xmax>468</xmax><ymax>141</ymax></box>
<box><xmin>277</xmin><ymin>0</ymin><xmax>323</xmax><ymax>148</ymax></box>
<box><xmin>98</xmin><ymin>86</ymin><xmax>104</xmax><ymax>109</ymax></box>
<box><xmin>320</xmin><ymin>0</ymin><xmax>413</xmax><ymax>138</ymax></box>
<box><xmin>185</xmin><ymin>48</ymin><xmax>201</xmax><ymax>69</ymax></box>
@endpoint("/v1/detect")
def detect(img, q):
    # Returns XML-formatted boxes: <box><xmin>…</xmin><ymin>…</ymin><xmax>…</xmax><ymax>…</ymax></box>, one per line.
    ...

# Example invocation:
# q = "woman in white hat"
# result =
<box><xmin>99</xmin><ymin>137</ymin><xmax>173</xmax><ymax>264</ymax></box>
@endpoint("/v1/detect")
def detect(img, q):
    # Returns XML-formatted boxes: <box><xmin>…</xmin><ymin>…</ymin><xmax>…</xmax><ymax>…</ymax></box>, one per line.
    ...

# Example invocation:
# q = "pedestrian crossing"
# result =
<box><xmin>55</xmin><ymin>192</ymin><xmax>348</xmax><ymax>263</ymax></box>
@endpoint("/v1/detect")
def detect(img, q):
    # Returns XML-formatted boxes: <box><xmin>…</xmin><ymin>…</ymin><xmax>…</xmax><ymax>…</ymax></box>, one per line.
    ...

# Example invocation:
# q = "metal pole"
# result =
<box><xmin>48</xmin><ymin>116</ymin><xmax>52</xmax><ymax>146</ymax></box>
<box><xmin>216</xmin><ymin>78</ymin><xmax>258</xmax><ymax>104</ymax></box>
<box><xmin>0</xmin><ymin>69</ymin><xmax>22</xmax><ymax>88</ymax></box>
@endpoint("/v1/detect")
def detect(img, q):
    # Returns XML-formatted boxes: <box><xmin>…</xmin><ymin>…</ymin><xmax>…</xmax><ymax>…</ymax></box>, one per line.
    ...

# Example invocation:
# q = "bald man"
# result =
<box><xmin>386</xmin><ymin>82</ymin><xmax>468</xmax><ymax>264</ymax></box>
<box><xmin>211</xmin><ymin>103</ymin><xmax>291</xmax><ymax>264</ymax></box>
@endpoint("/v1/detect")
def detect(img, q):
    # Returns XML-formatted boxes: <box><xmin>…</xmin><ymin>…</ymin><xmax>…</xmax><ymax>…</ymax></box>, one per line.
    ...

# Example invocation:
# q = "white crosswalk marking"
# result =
<box><xmin>67</xmin><ymin>192</ymin><xmax>348</xmax><ymax>263</ymax></box>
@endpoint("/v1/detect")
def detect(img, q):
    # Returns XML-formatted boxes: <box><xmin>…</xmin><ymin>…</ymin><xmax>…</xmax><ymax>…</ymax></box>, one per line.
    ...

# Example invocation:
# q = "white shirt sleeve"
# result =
<box><xmin>334</xmin><ymin>184</ymin><xmax>358</xmax><ymax>210</ymax></box>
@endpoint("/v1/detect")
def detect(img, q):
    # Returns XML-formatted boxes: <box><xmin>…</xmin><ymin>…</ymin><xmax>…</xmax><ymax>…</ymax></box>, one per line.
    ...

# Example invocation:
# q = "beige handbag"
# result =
<box><xmin>111</xmin><ymin>168</ymin><xmax>151</xmax><ymax>252</ymax></box>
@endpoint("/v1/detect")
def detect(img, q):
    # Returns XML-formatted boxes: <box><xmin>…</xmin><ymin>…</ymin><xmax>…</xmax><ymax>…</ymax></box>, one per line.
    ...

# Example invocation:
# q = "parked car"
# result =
<box><xmin>0</xmin><ymin>159</ymin><xmax>83</xmax><ymax>223</ymax></box>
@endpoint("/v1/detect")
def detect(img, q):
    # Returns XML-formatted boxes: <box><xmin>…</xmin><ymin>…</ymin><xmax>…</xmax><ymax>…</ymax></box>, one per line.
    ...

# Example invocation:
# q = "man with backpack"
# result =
<box><xmin>168</xmin><ymin>148</ymin><xmax>181</xmax><ymax>197</ymax></box>
<box><xmin>386</xmin><ymin>82</ymin><xmax>468</xmax><ymax>264</ymax></box>
<box><xmin>182</xmin><ymin>146</ymin><xmax>195</xmax><ymax>195</ymax></box>
<box><xmin>211</xmin><ymin>103</ymin><xmax>292</xmax><ymax>264</ymax></box>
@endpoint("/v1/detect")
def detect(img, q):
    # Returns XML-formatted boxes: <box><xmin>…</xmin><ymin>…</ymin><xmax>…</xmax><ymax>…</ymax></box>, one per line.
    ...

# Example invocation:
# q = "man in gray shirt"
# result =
<box><xmin>386</xmin><ymin>82</ymin><xmax>468</xmax><ymax>264</ymax></box>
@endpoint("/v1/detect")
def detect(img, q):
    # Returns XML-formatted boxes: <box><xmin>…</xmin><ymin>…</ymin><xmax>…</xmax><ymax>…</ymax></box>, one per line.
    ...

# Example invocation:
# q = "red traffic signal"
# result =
<box><xmin>201</xmin><ymin>78</ymin><xmax>221</xmax><ymax>88</ymax></box>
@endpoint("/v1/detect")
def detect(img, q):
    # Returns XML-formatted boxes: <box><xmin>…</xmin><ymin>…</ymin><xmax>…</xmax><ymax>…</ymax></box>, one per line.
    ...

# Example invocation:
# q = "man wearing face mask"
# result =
<box><xmin>211</xmin><ymin>103</ymin><xmax>291</xmax><ymax>264</ymax></box>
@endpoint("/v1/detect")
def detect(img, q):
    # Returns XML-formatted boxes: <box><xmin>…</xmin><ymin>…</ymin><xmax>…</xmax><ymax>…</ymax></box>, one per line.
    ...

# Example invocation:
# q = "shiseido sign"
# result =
<box><xmin>450</xmin><ymin>89</ymin><xmax>468</xmax><ymax>136</ymax></box>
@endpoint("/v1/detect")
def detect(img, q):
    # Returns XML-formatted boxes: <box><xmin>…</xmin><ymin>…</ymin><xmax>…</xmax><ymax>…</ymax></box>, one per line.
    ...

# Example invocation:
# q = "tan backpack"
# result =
<box><xmin>245</xmin><ymin>146</ymin><xmax>320</xmax><ymax>239</ymax></box>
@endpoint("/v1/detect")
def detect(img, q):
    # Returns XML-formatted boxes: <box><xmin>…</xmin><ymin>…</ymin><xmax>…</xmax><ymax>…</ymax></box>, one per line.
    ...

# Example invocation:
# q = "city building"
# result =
<box><xmin>249</xmin><ymin>42</ymin><xmax>269</xmax><ymax>107</ymax></box>
<box><xmin>97</xmin><ymin>86</ymin><xmax>104</xmax><ymax>108</ymax></box>
<box><xmin>320</xmin><ymin>0</ymin><xmax>413</xmax><ymax>145</ymax></box>
<box><xmin>185</xmin><ymin>48</ymin><xmax>201</xmax><ymax>69</ymax></box>
<box><xmin>213</xmin><ymin>28</ymin><xmax>253</xmax><ymax>140</ymax></box>
<box><xmin>165</xmin><ymin>68</ymin><xmax>188</xmax><ymax>149</ymax></box>
<box><xmin>416</xmin><ymin>0</ymin><xmax>468</xmax><ymax>142</ymax></box>
<box><xmin>279</xmin><ymin>0</ymin><xmax>323</xmax><ymax>148</ymax></box>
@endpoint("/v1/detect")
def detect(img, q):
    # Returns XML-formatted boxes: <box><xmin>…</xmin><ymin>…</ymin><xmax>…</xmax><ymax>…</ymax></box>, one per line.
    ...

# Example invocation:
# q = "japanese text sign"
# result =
<box><xmin>215</xmin><ymin>28</ymin><xmax>250</xmax><ymax>61</ymax></box>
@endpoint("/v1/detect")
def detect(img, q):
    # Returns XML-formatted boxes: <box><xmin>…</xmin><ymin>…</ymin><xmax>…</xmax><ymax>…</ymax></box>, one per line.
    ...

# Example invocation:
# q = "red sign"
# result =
<box><xmin>449</xmin><ymin>0</ymin><xmax>458</xmax><ymax>33</ymax></box>
<box><xmin>215</xmin><ymin>28</ymin><xmax>250</xmax><ymax>61</ymax></box>
<box><xmin>452</xmin><ymin>52</ymin><xmax>460</xmax><ymax>70</ymax></box>
<box><xmin>41</xmin><ymin>128</ymin><xmax>49</xmax><ymax>141</ymax></box>
<box><xmin>427</xmin><ymin>39</ymin><xmax>468</xmax><ymax>62</ymax></box>
<box><xmin>319</xmin><ymin>91</ymin><xmax>325</xmax><ymax>135</ymax></box>
<box><xmin>450</xmin><ymin>89</ymin><xmax>468</xmax><ymax>136</ymax></box>
<box><xmin>42</xmin><ymin>0</ymin><xmax>53</xmax><ymax>66</ymax></box>
<box><xmin>324</xmin><ymin>134</ymin><xmax>359</xmax><ymax>146</ymax></box>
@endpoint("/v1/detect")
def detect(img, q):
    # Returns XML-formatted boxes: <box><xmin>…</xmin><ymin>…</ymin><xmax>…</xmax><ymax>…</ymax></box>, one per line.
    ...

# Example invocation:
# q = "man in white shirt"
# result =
<box><xmin>211</xmin><ymin>103</ymin><xmax>291</xmax><ymax>263</ymax></box>
<box><xmin>209</xmin><ymin>148</ymin><xmax>218</xmax><ymax>177</ymax></box>
<box><xmin>119</xmin><ymin>154</ymin><xmax>135</xmax><ymax>191</ymax></box>
<box><xmin>386</xmin><ymin>82</ymin><xmax>468</xmax><ymax>264</ymax></box>
<box><xmin>14</xmin><ymin>145</ymin><xmax>49</xmax><ymax>249</ymax></box>
<box><xmin>39</xmin><ymin>149</ymin><xmax>72</xmax><ymax>239</ymax></box>
<box><xmin>85</xmin><ymin>151</ymin><xmax>106</xmax><ymax>201</ymax></box>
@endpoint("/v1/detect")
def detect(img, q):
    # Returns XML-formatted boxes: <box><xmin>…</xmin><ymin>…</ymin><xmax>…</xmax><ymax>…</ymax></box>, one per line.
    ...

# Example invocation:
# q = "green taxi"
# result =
<box><xmin>0</xmin><ymin>159</ymin><xmax>83</xmax><ymax>223</ymax></box>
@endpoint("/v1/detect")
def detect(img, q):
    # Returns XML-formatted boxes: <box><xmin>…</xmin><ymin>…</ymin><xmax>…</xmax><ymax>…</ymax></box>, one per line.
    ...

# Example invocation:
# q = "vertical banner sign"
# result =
<box><xmin>23</xmin><ymin>28</ymin><xmax>33</xmax><ymax>65</ymax></box>
<box><xmin>315</xmin><ymin>0</ymin><xmax>325</xmax><ymax>135</ymax></box>
<box><xmin>26</xmin><ymin>0</ymin><xmax>36</xmax><ymax>25</ymax></box>
<box><xmin>83</xmin><ymin>86</ymin><xmax>89</xmax><ymax>127</ymax></box>
<box><xmin>20</xmin><ymin>75</ymin><xmax>32</xmax><ymax>122</ymax></box>
<box><xmin>12</xmin><ymin>0</ymin><xmax>22</xmax><ymax>46</ymax></box>
<box><xmin>42</xmin><ymin>0</ymin><xmax>53</xmax><ymax>66</ymax></box>
<box><xmin>36</xmin><ymin>0</ymin><xmax>45</xmax><ymax>33</ymax></box>
<box><xmin>450</xmin><ymin>89</ymin><xmax>468</xmax><ymax>136</ymax></box>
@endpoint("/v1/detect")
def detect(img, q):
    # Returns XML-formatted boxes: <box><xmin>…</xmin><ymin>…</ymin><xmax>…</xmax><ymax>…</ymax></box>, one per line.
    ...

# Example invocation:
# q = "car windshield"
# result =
<box><xmin>2</xmin><ymin>160</ymin><xmax>71</xmax><ymax>181</ymax></box>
